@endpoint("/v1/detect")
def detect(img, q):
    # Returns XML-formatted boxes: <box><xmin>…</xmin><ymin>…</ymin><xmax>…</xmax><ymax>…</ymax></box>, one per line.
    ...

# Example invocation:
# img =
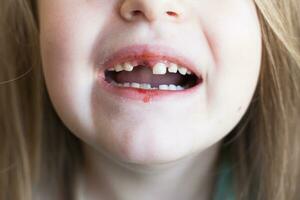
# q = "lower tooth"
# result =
<box><xmin>131</xmin><ymin>82</ymin><xmax>140</xmax><ymax>88</ymax></box>
<box><xmin>158</xmin><ymin>85</ymin><xmax>169</xmax><ymax>90</ymax></box>
<box><xmin>111</xmin><ymin>81</ymin><xmax>185</xmax><ymax>91</ymax></box>
<box><xmin>140</xmin><ymin>83</ymin><xmax>152</xmax><ymax>89</ymax></box>
<box><xmin>176</xmin><ymin>86</ymin><xmax>184</xmax><ymax>90</ymax></box>
<box><xmin>169</xmin><ymin>84</ymin><xmax>177</xmax><ymax>91</ymax></box>
<box><xmin>123</xmin><ymin>82</ymin><xmax>130</xmax><ymax>87</ymax></box>
<box><xmin>111</xmin><ymin>81</ymin><xmax>118</xmax><ymax>86</ymax></box>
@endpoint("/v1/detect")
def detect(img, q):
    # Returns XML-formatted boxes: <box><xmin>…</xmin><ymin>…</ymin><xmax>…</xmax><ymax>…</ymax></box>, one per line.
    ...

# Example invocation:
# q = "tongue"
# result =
<box><xmin>114</xmin><ymin>66</ymin><xmax>184</xmax><ymax>87</ymax></box>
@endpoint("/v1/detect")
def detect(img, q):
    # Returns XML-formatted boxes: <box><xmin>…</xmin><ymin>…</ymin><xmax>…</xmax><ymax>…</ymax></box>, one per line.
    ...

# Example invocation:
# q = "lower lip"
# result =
<box><xmin>97</xmin><ymin>72</ymin><xmax>203</xmax><ymax>103</ymax></box>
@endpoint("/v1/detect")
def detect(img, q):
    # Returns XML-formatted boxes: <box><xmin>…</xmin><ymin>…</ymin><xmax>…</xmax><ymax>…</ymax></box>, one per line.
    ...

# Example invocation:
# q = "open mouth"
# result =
<box><xmin>104</xmin><ymin>60</ymin><xmax>203</xmax><ymax>91</ymax></box>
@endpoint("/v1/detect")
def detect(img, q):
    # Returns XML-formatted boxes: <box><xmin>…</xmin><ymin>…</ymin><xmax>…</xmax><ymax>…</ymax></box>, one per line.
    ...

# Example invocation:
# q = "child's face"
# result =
<box><xmin>39</xmin><ymin>0</ymin><xmax>261</xmax><ymax>163</ymax></box>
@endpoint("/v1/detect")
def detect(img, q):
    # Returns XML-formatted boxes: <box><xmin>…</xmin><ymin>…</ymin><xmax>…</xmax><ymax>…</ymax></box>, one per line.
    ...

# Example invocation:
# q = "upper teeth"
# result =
<box><xmin>107</xmin><ymin>61</ymin><xmax>192</xmax><ymax>76</ymax></box>
<box><xmin>123</xmin><ymin>62</ymin><xmax>134</xmax><ymax>71</ymax></box>
<box><xmin>115</xmin><ymin>64</ymin><xmax>123</xmax><ymax>72</ymax></box>
<box><xmin>168</xmin><ymin>63</ymin><xmax>178</xmax><ymax>73</ymax></box>
<box><xmin>153</xmin><ymin>62</ymin><xmax>167</xmax><ymax>75</ymax></box>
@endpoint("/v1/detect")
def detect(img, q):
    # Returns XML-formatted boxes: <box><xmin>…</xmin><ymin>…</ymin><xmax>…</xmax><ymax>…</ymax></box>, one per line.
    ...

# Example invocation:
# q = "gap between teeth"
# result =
<box><xmin>108</xmin><ymin>61</ymin><xmax>192</xmax><ymax>75</ymax></box>
<box><xmin>110</xmin><ymin>81</ymin><xmax>186</xmax><ymax>91</ymax></box>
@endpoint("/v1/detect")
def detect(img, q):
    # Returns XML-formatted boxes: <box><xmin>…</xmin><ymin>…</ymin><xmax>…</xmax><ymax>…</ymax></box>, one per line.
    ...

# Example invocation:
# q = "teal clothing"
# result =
<box><xmin>213</xmin><ymin>158</ymin><xmax>235</xmax><ymax>200</ymax></box>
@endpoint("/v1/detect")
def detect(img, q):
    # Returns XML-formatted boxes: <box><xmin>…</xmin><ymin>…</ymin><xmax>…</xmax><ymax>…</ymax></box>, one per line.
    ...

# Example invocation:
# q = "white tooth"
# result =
<box><xmin>187</xmin><ymin>70</ymin><xmax>192</xmax><ymax>75</ymax></box>
<box><xmin>131</xmin><ymin>82</ymin><xmax>140</xmax><ymax>88</ymax></box>
<box><xmin>117</xmin><ymin>83</ymin><xmax>123</xmax><ymax>87</ymax></box>
<box><xmin>169</xmin><ymin>84</ymin><xmax>177</xmax><ymax>90</ymax></box>
<box><xmin>108</xmin><ymin>68</ymin><xmax>115</xmax><ymax>71</ymax></box>
<box><xmin>140</xmin><ymin>83</ymin><xmax>152</xmax><ymax>90</ymax></box>
<box><xmin>168</xmin><ymin>63</ymin><xmax>178</xmax><ymax>73</ymax></box>
<box><xmin>123</xmin><ymin>62</ymin><xmax>134</xmax><ymax>71</ymax></box>
<box><xmin>159</xmin><ymin>85</ymin><xmax>169</xmax><ymax>90</ymax></box>
<box><xmin>123</xmin><ymin>82</ymin><xmax>130</xmax><ymax>87</ymax></box>
<box><xmin>178</xmin><ymin>67</ymin><xmax>187</xmax><ymax>75</ymax></box>
<box><xmin>176</xmin><ymin>85</ymin><xmax>184</xmax><ymax>90</ymax></box>
<box><xmin>153</xmin><ymin>63</ymin><xmax>167</xmax><ymax>75</ymax></box>
<box><xmin>111</xmin><ymin>80</ymin><xmax>118</xmax><ymax>85</ymax></box>
<box><xmin>115</xmin><ymin>64</ymin><xmax>124</xmax><ymax>72</ymax></box>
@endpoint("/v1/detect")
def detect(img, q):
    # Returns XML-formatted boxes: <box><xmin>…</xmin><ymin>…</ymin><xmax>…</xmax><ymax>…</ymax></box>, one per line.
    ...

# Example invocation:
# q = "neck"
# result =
<box><xmin>76</xmin><ymin>143</ymin><xmax>221</xmax><ymax>200</ymax></box>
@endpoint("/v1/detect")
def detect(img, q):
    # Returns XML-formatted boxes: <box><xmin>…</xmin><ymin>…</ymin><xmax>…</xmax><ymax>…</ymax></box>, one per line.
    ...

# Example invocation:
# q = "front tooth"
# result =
<box><xmin>123</xmin><ymin>82</ymin><xmax>130</xmax><ymax>87</ymax></box>
<box><xmin>153</xmin><ymin>63</ymin><xmax>167</xmax><ymax>75</ymax></box>
<box><xmin>168</xmin><ymin>63</ymin><xmax>178</xmax><ymax>73</ymax></box>
<box><xmin>115</xmin><ymin>64</ymin><xmax>124</xmax><ymax>72</ymax></box>
<box><xmin>187</xmin><ymin>70</ymin><xmax>192</xmax><ymax>75</ymax></box>
<box><xmin>178</xmin><ymin>67</ymin><xmax>187</xmax><ymax>75</ymax></box>
<box><xmin>158</xmin><ymin>85</ymin><xmax>169</xmax><ymax>90</ymax></box>
<box><xmin>111</xmin><ymin>80</ymin><xmax>118</xmax><ymax>86</ymax></box>
<box><xmin>123</xmin><ymin>62</ymin><xmax>134</xmax><ymax>71</ymax></box>
<box><xmin>140</xmin><ymin>83</ymin><xmax>152</xmax><ymax>90</ymax></box>
<box><xmin>169</xmin><ymin>84</ymin><xmax>177</xmax><ymax>90</ymax></box>
<box><xmin>131</xmin><ymin>82</ymin><xmax>140</xmax><ymax>88</ymax></box>
<box><xmin>176</xmin><ymin>85</ymin><xmax>184</xmax><ymax>90</ymax></box>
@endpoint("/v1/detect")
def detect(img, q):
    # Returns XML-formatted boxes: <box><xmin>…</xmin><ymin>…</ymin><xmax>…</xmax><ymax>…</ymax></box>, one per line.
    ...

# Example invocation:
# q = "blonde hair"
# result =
<box><xmin>0</xmin><ymin>0</ymin><xmax>299</xmax><ymax>199</ymax></box>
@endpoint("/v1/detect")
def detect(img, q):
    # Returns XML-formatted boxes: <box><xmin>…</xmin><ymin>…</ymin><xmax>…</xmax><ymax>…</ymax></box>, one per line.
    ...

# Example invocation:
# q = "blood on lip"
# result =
<box><xmin>137</xmin><ymin>89</ymin><xmax>159</xmax><ymax>103</ymax></box>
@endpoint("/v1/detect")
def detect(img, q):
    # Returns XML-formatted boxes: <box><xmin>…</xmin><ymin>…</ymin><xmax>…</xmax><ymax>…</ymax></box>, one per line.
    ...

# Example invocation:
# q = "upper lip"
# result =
<box><xmin>100</xmin><ymin>44</ymin><xmax>204</xmax><ymax>79</ymax></box>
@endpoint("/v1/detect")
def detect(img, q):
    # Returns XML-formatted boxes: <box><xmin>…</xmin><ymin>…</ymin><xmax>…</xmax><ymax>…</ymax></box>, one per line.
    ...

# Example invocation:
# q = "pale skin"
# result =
<box><xmin>38</xmin><ymin>0</ymin><xmax>262</xmax><ymax>199</ymax></box>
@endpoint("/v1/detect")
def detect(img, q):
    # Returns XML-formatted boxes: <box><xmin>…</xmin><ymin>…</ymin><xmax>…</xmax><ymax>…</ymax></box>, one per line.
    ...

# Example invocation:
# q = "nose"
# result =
<box><xmin>119</xmin><ymin>0</ymin><xmax>184</xmax><ymax>23</ymax></box>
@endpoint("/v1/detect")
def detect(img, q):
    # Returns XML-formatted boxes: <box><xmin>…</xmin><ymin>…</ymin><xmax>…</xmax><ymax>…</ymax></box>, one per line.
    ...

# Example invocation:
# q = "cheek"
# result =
<box><xmin>38</xmin><ymin>0</ymin><xmax>119</xmax><ymax>71</ymax></box>
<box><xmin>39</xmin><ymin>3</ymin><xmax>101</xmax><ymax>69</ymax></box>
<box><xmin>200</xmin><ymin>1</ymin><xmax>262</xmax><ymax>131</ymax></box>
<box><xmin>39</xmin><ymin>3</ymin><xmax>105</xmax><ymax>135</ymax></box>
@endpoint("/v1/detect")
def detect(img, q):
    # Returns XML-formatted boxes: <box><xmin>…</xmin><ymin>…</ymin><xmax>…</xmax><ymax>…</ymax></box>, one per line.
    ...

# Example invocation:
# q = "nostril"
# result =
<box><xmin>131</xmin><ymin>10</ymin><xmax>178</xmax><ymax>18</ymax></box>
<box><xmin>132</xmin><ymin>10</ymin><xmax>142</xmax><ymax>16</ymax></box>
<box><xmin>166</xmin><ymin>11</ymin><xmax>178</xmax><ymax>17</ymax></box>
